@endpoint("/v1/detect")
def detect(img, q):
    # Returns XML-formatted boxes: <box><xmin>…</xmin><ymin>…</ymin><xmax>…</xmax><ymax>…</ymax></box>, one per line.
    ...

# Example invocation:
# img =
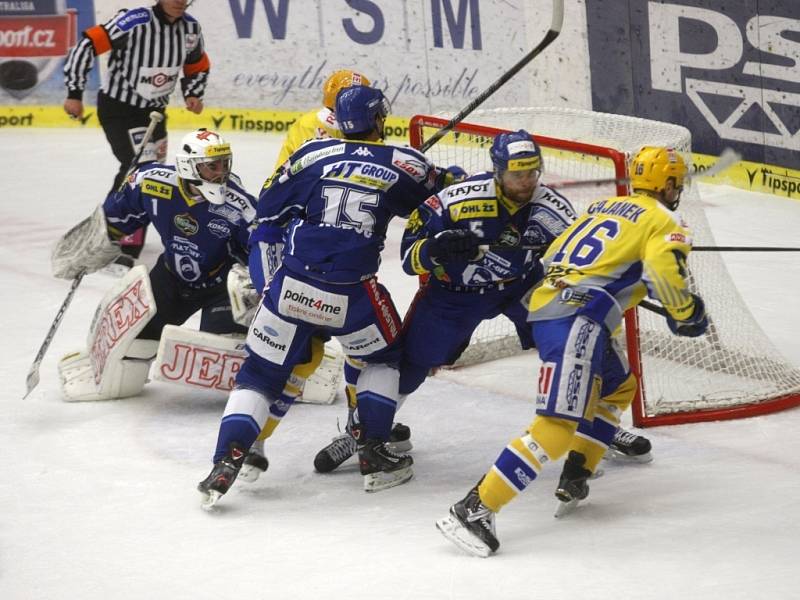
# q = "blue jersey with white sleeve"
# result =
<box><xmin>103</xmin><ymin>164</ymin><xmax>256</xmax><ymax>288</ymax></box>
<box><xmin>253</xmin><ymin>137</ymin><xmax>440</xmax><ymax>284</ymax></box>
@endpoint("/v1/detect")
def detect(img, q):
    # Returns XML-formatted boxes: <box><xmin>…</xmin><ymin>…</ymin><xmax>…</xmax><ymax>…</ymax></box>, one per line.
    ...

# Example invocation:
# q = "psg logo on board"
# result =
<box><xmin>0</xmin><ymin>0</ymin><xmax>78</xmax><ymax>99</ymax></box>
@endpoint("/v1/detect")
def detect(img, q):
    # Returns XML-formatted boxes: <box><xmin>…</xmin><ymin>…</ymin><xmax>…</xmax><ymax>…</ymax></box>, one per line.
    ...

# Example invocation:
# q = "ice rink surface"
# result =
<box><xmin>1</xmin><ymin>128</ymin><xmax>799</xmax><ymax>599</ymax></box>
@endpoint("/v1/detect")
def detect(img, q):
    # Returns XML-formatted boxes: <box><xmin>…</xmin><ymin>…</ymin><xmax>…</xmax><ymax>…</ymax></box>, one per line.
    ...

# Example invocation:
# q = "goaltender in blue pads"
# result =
<box><xmin>198</xmin><ymin>86</ymin><xmax>444</xmax><ymax>507</ymax></box>
<box><xmin>437</xmin><ymin>146</ymin><xmax>710</xmax><ymax>557</ymax></box>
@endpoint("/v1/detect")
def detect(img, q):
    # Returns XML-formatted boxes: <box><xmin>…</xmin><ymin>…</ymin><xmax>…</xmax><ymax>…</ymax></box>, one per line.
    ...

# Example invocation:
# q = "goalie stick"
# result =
<box><xmin>23</xmin><ymin>111</ymin><xmax>164</xmax><ymax>400</ymax></box>
<box><xmin>419</xmin><ymin>0</ymin><xmax>565</xmax><ymax>153</ymax></box>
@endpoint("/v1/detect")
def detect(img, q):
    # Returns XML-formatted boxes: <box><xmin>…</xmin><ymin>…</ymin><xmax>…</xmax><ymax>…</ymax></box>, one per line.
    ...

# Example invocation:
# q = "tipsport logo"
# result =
<box><xmin>648</xmin><ymin>3</ymin><xmax>799</xmax><ymax>153</ymax></box>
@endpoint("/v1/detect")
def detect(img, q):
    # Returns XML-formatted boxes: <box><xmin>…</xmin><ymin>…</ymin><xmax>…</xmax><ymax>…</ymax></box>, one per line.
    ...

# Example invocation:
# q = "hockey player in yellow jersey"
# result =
<box><xmin>272</xmin><ymin>69</ymin><xmax>371</xmax><ymax>170</ymax></box>
<box><xmin>436</xmin><ymin>146</ymin><xmax>709</xmax><ymax>557</ymax></box>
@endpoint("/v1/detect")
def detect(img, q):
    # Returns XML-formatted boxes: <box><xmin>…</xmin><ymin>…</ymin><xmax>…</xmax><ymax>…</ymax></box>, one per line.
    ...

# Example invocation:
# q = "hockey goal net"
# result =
<box><xmin>409</xmin><ymin>108</ymin><xmax>800</xmax><ymax>427</ymax></box>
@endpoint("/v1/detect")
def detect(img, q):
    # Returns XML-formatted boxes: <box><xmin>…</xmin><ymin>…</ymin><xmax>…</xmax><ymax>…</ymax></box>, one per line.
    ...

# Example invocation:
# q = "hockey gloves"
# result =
<box><xmin>667</xmin><ymin>293</ymin><xmax>709</xmax><ymax>337</ymax></box>
<box><xmin>427</xmin><ymin>229</ymin><xmax>482</xmax><ymax>264</ymax></box>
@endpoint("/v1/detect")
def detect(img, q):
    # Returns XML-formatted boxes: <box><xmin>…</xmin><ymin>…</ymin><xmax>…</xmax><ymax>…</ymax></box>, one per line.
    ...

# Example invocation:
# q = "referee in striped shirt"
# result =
<box><xmin>63</xmin><ymin>0</ymin><xmax>210</xmax><ymax>259</ymax></box>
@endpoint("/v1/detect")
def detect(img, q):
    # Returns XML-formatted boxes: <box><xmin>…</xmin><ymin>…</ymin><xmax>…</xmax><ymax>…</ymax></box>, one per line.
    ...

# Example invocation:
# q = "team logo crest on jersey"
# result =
<box><xmin>667</xmin><ymin>232</ymin><xmax>688</xmax><ymax>244</ymax></box>
<box><xmin>174</xmin><ymin>213</ymin><xmax>199</xmax><ymax>236</ymax></box>
<box><xmin>496</xmin><ymin>225</ymin><xmax>521</xmax><ymax>247</ymax></box>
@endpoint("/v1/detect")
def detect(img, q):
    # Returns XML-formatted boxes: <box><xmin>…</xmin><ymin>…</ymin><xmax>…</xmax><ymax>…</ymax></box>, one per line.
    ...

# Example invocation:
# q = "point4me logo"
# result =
<box><xmin>648</xmin><ymin>2</ymin><xmax>799</xmax><ymax>153</ymax></box>
<box><xmin>0</xmin><ymin>0</ymin><xmax>77</xmax><ymax>98</ymax></box>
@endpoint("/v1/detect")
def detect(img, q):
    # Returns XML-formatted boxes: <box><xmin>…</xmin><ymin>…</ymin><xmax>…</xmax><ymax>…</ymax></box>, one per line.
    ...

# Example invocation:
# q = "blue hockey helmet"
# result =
<box><xmin>335</xmin><ymin>86</ymin><xmax>389</xmax><ymax>135</ymax></box>
<box><xmin>490</xmin><ymin>129</ymin><xmax>543</xmax><ymax>174</ymax></box>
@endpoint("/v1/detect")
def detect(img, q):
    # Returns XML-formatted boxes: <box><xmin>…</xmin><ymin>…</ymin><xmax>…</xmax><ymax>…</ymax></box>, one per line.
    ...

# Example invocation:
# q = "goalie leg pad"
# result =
<box><xmin>60</xmin><ymin>339</ymin><xmax>158</xmax><ymax>401</ymax></box>
<box><xmin>59</xmin><ymin>265</ymin><xmax>157</xmax><ymax>401</ymax></box>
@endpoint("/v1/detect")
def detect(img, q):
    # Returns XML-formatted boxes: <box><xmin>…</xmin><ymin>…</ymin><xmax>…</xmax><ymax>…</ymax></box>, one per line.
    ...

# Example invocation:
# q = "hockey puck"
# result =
<box><xmin>0</xmin><ymin>60</ymin><xmax>38</xmax><ymax>91</ymax></box>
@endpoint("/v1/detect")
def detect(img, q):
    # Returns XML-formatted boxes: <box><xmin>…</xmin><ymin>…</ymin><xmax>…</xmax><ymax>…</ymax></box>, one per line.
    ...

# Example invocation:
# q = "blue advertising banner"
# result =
<box><xmin>586</xmin><ymin>0</ymin><xmax>799</xmax><ymax>168</ymax></box>
<box><xmin>0</xmin><ymin>0</ymin><xmax>97</xmax><ymax>104</ymax></box>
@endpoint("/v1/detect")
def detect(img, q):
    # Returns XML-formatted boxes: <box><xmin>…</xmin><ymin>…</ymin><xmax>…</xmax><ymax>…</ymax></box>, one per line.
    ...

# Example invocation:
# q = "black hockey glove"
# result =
<box><xmin>666</xmin><ymin>294</ymin><xmax>709</xmax><ymax>337</ymax></box>
<box><xmin>427</xmin><ymin>229</ymin><xmax>481</xmax><ymax>264</ymax></box>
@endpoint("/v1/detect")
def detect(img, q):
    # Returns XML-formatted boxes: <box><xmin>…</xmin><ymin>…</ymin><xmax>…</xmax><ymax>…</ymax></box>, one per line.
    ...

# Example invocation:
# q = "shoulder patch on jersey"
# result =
<box><xmin>391</xmin><ymin>149</ymin><xmax>429</xmax><ymax>183</ymax></box>
<box><xmin>535</xmin><ymin>185</ymin><xmax>577</xmax><ymax>221</ymax></box>
<box><xmin>291</xmin><ymin>142</ymin><xmax>346</xmax><ymax>174</ymax></box>
<box><xmin>142</xmin><ymin>178</ymin><xmax>173</xmax><ymax>200</ymax></box>
<box><xmin>423</xmin><ymin>195</ymin><xmax>443</xmax><ymax>216</ymax></box>
<box><xmin>322</xmin><ymin>160</ymin><xmax>399</xmax><ymax>191</ymax></box>
<box><xmin>442</xmin><ymin>179</ymin><xmax>494</xmax><ymax>206</ymax></box>
<box><xmin>666</xmin><ymin>231</ymin><xmax>691</xmax><ymax>245</ymax></box>
<box><xmin>115</xmin><ymin>8</ymin><xmax>151</xmax><ymax>31</ymax></box>
<box><xmin>449</xmin><ymin>199</ymin><xmax>499</xmax><ymax>222</ymax></box>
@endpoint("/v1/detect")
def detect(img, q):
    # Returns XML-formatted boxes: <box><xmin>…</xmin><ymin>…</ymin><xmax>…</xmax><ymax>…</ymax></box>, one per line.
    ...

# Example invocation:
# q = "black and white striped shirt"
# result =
<box><xmin>63</xmin><ymin>4</ymin><xmax>209</xmax><ymax>109</ymax></box>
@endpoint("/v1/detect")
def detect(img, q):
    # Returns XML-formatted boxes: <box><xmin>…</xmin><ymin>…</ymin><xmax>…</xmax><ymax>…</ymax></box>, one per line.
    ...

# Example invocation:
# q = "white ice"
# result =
<box><xmin>1</xmin><ymin>129</ymin><xmax>799</xmax><ymax>600</ymax></box>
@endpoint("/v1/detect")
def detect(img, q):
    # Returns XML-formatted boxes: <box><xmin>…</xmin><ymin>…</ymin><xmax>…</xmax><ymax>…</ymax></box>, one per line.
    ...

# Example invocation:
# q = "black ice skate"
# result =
<box><xmin>358</xmin><ymin>439</ymin><xmax>413</xmax><ymax>492</ymax></box>
<box><xmin>238</xmin><ymin>442</ymin><xmax>269</xmax><ymax>484</ymax></box>
<box><xmin>554</xmin><ymin>451</ymin><xmax>592</xmax><ymax>518</ymax></box>
<box><xmin>606</xmin><ymin>427</ymin><xmax>653</xmax><ymax>463</ymax></box>
<box><xmin>436</xmin><ymin>484</ymin><xmax>499</xmax><ymax>558</ymax></box>
<box><xmin>313</xmin><ymin>422</ymin><xmax>412</xmax><ymax>473</ymax></box>
<box><xmin>197</xmin><ymin>443</ymin><xmax>246</xmax><ymax>510</ymax></box>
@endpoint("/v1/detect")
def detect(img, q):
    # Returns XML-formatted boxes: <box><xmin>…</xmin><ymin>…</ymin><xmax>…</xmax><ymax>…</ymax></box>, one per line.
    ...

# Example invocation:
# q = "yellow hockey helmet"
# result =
<box><xmin>629</xmin><ymin>146</ymin><xmax>687</xmax><ymax>194</ymax></box>
<box><xmin>322</xmin><ymin>69</ymin><xmax>371</xmax><ymax>110</ymax></box>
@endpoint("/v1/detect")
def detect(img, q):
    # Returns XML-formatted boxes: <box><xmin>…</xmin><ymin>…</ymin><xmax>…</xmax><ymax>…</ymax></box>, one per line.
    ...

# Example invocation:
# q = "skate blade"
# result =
<box><xmin>605</xmin><ymin>449</ymin><xmax>653</xmax><ymax>464</ymax></box>
<box><xmin>199</xmin><ymin>489</ymin><xmax>223</xmax><ymax>511</ymax></box>
<box><xmin>554</xmin><ymin>498</ymin><xmax>581</xmax><ymax>519</ymax></box>
<box><xmin>386</xmin><ymin>440</ymin><xmax>413</xmax><ymax>454</ymax></box>
<box><xmin>363</xmin><ymin>466</ymin><xmax>413</xmax><ymax>492</ymax></box>
<box><xmin>435</xmin><ymin>515</ymin><xmax>491</xmax><ymax>558</ymax></box>
<box><xmin>238</xmin><ymin>464</ymin><xmax>265</xmax><ymax>484</ymax></box>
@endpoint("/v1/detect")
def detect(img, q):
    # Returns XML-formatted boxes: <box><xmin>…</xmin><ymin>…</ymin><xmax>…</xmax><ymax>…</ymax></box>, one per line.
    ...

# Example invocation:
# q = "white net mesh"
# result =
<box><xmin>413</xmin><ymin>107</ymin><xmax>800</xmax><ymax>420</ymax></box>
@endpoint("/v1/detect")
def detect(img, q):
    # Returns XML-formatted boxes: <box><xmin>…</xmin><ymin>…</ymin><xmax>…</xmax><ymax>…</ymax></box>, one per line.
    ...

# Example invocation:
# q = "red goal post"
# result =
<box><xmin>409</xmin><ymin>110</ymin><xmax>800</xmax><ymax>427</ymax></box>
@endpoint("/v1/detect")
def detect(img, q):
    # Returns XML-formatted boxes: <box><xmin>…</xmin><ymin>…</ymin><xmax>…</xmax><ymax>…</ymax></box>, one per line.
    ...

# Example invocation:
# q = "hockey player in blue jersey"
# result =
<box><xmin>310</xmin><ymin>130</ymin><xmax>573</xmax><ymax>474</ymax></box>
<box><xmin>52</xmin><ymin>128</ymin><xmax>256</xmax><ymax>400</ymax></box>
<box><xmin>398</xmin><ymin>130</ymin><xmax>575</xmax><ymax>394</ymax></box>
<box><xmin>197</xmin><ymin>86</ymin><xmax>445</xmax><ymax>507</ymax></box>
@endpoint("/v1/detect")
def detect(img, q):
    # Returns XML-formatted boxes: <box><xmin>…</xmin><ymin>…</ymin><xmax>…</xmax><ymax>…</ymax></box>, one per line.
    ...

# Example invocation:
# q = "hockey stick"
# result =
<box><xmin>23</xmin><ymin>273</ymin><xmax>85</xmax><ymax>399</ymax></box>
<box><xmin>545</xmin><ymin>148</ymin><xmax>742</xmax><ymax>191</ymax></box>
<box><xmin>23</xmin><ymin>111</ymin><xmax>164</xmax><ymax>399</ymax></box>
<box><xmin>419</xmin><ymin>0</ymin><xmax>565</xmax><ymax>153</ymax></box>
<box><xmin>486</xmin><ymin>243</ymin><xmax>800</xmax><ymax>253</ymax></box>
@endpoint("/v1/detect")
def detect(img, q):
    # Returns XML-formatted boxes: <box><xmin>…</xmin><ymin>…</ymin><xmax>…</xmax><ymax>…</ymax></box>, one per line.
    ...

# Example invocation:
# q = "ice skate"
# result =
<box><xmin>554</xmin><ymin>451</ymin><xmax>592</xmax><ymax>518</ymax></box>
<box><xmin>198</xmin><ymin>443</ymin><xmax>246</xmax><ymax>510</ymax></box>
<box><xmin>606</xmin><ymin>427</ymin><xmax>653</xmax><ymax>463</ymax></box>
<box><xmin>238</xmin><ymin>440</ymin><xmax>269</xmax><ymax>483</ymax></box>
<box><xmin>436</xmin><ymin>485</ymin><xmax>499</xmax><ymax>558</ymax></box>
<box><xmin>358</xmin><ymin>439</ymin><xmax>413</xmax><ymax>492</ymax></box>
<box><xmin>314</xmin><ymin>422</ymin><xmax>412</xmax><ymax>473</ymax></box>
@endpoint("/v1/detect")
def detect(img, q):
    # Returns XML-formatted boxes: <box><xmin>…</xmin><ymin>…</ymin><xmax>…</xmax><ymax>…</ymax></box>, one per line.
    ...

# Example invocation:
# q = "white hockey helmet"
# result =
<box><xmin>174</xmin><ymin>129</ymin><xmax>232</xmax><ymax>205</ymax></box>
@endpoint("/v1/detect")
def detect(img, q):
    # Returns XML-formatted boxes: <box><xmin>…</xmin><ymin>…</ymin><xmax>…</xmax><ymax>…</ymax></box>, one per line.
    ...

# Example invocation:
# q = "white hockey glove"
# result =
<box><xmin>227</xmin><ymin>263</ymin><xmax>261</xmax><ymax>326</ymax></box>
<box><xmin>52</xmin><ymin>205</ymin><xmax>121</xmax><ymax>279</ymax></box>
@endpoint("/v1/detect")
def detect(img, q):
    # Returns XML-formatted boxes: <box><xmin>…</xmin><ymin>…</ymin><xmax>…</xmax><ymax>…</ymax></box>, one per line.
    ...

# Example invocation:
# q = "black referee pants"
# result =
<box><xmin>97</xmin><ymin>92</ymin><xmax>168</xmax><ymax>258</ymax></box>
